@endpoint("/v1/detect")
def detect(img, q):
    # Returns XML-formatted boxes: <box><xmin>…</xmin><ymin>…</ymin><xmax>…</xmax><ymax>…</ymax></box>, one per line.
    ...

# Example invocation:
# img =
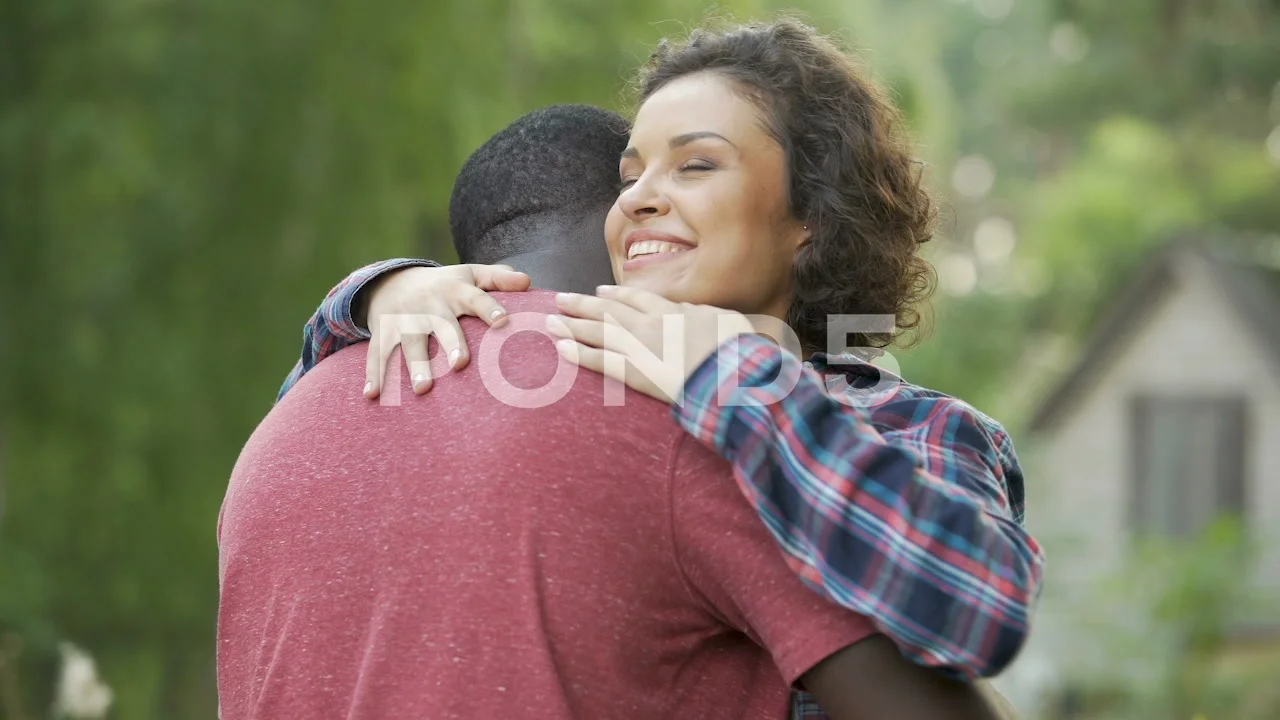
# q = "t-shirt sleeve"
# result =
<box><xmin>668</xmin><ymin>433</ymin><xmax>878</xmax><ymax>685</ymax></box>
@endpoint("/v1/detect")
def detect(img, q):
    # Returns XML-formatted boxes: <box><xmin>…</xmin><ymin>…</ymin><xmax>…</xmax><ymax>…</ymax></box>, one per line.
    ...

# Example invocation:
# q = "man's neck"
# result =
<box><xmin>499</xmin><ymin>247</ymin><xmax>612</xmax><ymax>295</ymax></box>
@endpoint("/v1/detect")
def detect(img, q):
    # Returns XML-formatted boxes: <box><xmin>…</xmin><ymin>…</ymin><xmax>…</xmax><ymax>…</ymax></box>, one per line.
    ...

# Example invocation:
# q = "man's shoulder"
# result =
<box><xmin>276</xmin><ymin>287</ymin><xmax>682</xmax><ymax>441</ymax></box>
<box><xmin>349</xmin><ymin>288</ymin><xmax>679</xmax><ymax>426</ymax></box>
<box><xmin>456</xmin><ymin>290</ymin><xmax>560</xmax><ymax>360</ymax></box>
<box><xmin>487</xmin><ymin>289</ymin><xmax>560</xmax><ymax>316</ymax></box>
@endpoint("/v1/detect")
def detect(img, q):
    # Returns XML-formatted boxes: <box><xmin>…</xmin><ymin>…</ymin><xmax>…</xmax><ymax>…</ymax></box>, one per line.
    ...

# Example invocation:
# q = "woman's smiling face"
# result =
<box><xmin>605</xmin><ymin>71</ymin><xmax>809</xmax><ymax>319</ymax></box>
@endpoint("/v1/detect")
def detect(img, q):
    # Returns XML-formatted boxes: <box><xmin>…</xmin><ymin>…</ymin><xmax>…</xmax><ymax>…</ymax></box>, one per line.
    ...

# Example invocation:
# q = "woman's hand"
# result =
<box><xmin>548</xmin><ymin>285</ymin><xmax>756</xmax><ymax>403</ymax></box>
<box><xmin>364</xmin><ymin>264</ymin><xmax>531</xmax><ymax>397</ymax></box>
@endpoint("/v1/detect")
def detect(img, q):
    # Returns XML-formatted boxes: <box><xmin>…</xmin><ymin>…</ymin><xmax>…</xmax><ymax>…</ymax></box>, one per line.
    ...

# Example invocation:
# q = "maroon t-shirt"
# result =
<box><xmin>217</xmin><ymin>291</ymin><xmax>874</xmax><ymax>720</ymax></box>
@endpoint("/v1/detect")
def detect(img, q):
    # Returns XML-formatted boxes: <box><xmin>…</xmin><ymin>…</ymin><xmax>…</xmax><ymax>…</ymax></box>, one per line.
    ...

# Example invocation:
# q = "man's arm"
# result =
<box><xmin>675</xmin><ymin>334</ymin><xmax>1046</xmax><ymax>679</ymax></box>
<box><xmin>801</xmin><ymin>636</ymin><xmax>1013</xmax><ymax>720</ymax></box>
<box><xmin>276</xmin><ymin>258</ymin><xmax>439</xmax><ymax>401</ymax></box>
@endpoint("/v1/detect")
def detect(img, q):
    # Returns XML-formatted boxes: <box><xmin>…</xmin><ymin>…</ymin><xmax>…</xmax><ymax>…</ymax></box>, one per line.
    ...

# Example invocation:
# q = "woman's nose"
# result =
<box><xmin>617</xmin><ymin>177</ymin><xmax>670</xmax><ymax>220</ymax></box>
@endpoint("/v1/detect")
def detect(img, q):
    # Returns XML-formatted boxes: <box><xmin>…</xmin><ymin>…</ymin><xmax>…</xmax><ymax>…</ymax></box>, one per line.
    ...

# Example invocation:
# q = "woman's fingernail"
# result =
<box><xmin>490</xmin><ymin>308</ymin><xmax>505</xmax><ymax>320</ymax></box>
<box><xmin>363</xmin><ymin>381</ymin><xmax>373</xmax><ymax>395</ymax></box>
<box><xmin>555</xmin><ymin>293</ymin><xmax>575</xmax><ymax>304</ymax></box>
<box><xmin>545</xmin><ymin>315</ymin><xmax>566</xmax><ymax>334</ymax></box>
<box><xmin>449</xmin><ymin>349</ymin><xmax>462</xmax><ymax>366</ymax></box>
<box><xmin>555</xmin><ymin>339</ymin><xmax>574</xmax><ymax>353</ymax></box>
<box><xmin>596</xmin><ymin>284</ymin><xmax>618</xmax><ymax>295</ymax></box>
<box><xmin>412</xmin><ymin>373</ymin><xmax>426</xmax><ymax>387</ymax></box>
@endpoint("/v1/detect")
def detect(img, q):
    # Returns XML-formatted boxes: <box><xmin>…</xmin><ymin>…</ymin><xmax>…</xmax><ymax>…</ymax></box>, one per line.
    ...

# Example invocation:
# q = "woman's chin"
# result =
<box><xmin>621</xmin><ymin>277</ymin><xmax>682</xmax><ymax>303</ymax></box>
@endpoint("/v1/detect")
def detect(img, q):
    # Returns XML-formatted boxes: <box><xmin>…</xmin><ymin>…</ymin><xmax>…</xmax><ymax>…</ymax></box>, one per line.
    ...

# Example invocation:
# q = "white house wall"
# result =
<box><xmin>1007</xmin><ymin>255</ymin><xmax>1280</xmax><ymax>703</ymax></box>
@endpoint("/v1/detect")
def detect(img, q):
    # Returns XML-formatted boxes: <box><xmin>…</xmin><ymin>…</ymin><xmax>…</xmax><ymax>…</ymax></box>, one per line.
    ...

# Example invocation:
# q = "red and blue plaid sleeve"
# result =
<box><xmin>674</xmin><ymin>334</ymin><xmax>1045</xmax><ymax>680</ymax></box>
<box><xmin>275</xmin><ymin>258</ymin><xmax>440</xmax><ymax>402</ymax></box>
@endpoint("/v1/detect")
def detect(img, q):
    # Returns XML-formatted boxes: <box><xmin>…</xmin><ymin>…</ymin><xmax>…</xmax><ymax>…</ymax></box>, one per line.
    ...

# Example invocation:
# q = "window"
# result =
<box><xmin>1129</xmin><ymin>395</ymin><xmax>1247</xmax><ymax>538</ymax></box>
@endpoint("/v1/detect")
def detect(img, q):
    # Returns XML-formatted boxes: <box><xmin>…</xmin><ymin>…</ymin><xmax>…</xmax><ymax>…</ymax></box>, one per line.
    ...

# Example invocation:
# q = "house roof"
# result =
<box><xmin>1027</xmin><ymin>236</ymin><xmax>1280</xmax><ymax>434</ymax></box>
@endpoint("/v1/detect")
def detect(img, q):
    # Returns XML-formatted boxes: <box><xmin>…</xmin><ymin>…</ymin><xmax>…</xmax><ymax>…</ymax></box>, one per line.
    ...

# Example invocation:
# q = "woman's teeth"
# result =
<box><xmin>627</xmin><ymin>240</ymin><xmax>691</xmax><ymax>260</ymax></box>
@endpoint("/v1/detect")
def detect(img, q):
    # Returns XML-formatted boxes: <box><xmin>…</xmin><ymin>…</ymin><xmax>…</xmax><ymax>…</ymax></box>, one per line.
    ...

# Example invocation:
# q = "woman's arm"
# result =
<box><xmin>677</xmin><ymin>334</ymin><xmax>1045</xmax><ymax>679</ymax></box>
<box><xmin>550</xmin><ymin>285</ymin><xmax>1044</xmax><ymax>680</ymax></box>
<box><xmin>277</xmin><ymin>258</ymin><xmax>440</xmax><ymax>401</ymax></box>
<box><xmin>275</xmin><ymin>260</ymin><xmax>530</xmax><ymax>401</ymax></box>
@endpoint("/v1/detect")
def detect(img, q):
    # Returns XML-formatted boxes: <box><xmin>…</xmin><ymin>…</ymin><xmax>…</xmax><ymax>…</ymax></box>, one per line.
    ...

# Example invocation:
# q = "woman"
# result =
<box><xmin>280</xmin><ymin>18</ymin><xmax>1043</xmax><ymax>692</ymax></box>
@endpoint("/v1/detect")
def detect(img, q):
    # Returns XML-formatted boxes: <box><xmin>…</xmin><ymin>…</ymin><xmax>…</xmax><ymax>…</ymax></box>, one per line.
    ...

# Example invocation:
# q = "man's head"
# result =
<box><xmin>449</xmin><ymin>104</ymin><xmax>629</xmax><ymax>293</ymax></box>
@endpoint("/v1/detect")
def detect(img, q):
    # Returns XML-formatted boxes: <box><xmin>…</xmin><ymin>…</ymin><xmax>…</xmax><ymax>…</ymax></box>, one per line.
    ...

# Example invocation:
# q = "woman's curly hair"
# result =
<box><xmin>636</xmin><ymin>18</ymin><xmax>936</xmax><ymax>354</ymax></box>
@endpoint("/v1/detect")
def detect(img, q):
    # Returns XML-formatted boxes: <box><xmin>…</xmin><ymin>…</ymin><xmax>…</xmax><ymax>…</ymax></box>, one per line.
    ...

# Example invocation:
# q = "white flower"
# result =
<box><xmin>52</xmin><ymin>643</ymin><xmax>113</xmax><ymax>720</ymax></box>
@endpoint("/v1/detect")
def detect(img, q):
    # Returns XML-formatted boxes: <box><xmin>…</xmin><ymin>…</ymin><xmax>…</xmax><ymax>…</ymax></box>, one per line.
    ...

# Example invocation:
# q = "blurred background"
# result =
<box><xmin>2</xmin><ymin>0</ymin><xmax>1278</xmax><ymax>717</ymax></box>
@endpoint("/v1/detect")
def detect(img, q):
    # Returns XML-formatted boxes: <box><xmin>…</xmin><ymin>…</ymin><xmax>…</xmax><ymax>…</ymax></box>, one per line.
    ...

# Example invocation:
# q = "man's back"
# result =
<box><xmin>218</xmin><ymin>291</ymin><xmax>874</xmax><ymax>719</ymax></box>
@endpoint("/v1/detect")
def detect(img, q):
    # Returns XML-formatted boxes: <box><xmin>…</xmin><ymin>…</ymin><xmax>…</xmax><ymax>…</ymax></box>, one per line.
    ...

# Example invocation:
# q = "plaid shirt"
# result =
<box><xmin>682</xmin><ymin>336</ymin><xmax>1043</xmax><ymax>718</ymax></box>
<box><xmin>277</xmin><ymin>259</ymin><xmax>1045</xmax><ymax>719</ymax></box>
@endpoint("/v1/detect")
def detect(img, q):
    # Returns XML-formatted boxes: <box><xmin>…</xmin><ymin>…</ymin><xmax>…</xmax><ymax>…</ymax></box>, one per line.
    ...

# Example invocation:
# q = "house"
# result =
<box><xmin>997</xmin><ymin>238</ymin><xmax>1280</xmax><ymax>713</ymax></box>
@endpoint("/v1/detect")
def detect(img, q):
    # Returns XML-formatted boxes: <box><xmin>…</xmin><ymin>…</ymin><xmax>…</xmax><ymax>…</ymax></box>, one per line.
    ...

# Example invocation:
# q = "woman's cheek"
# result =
<box><xmin>604</xmin><ymin>204</ymin><xmax>626</xmax><ymax>251</ymax></box>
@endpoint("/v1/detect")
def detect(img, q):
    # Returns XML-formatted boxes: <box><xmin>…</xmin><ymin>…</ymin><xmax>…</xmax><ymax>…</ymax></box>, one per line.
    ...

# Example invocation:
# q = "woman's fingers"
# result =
<box><xmin>544</xmin><ymin>315</ymin><xmax>606</xmax><ymax>349</ymax></box>
<box><xmin>403</xmin><ymin>332</ymin><xmax>434</xmax><ymax>394</ymax></box>
<box><xmin>451</xmin><ymin>284</ymin><xmax>512</xmax><ymax>331</ymax></box>
<box><xmin>360</xmin><ymin>266</ymin><xmax>534</xmax><ymax>398</ymax></box>
<box><xmin>429</xmin><ymin>313</ymin><xmax>468</xmax><ymax>374</ymax></box>
<box><xmin>553</xmin><ymin>339</ymin><xmax>671</xmax><ymax>402</ymax></box>
<box><xmin>595</xmin><ymin>284</ymin><xmax>675</xmax><ymax>314</ymax></box>
<box><xmin>365</xmin><ymin>314</ymin><xmax>412</xmax><ymax>398</ymax></box>
<box><xmin>554</xmin><ymin>292</ymin><xmax>643</xmax><ymax>326</ymax></box>
<box><xmin>405</xmin><ymin>313</ymin><xmax>467</xmax><ymax>394</ymax></box>
<box><xmin>554</xmin><ymin>340</ymin><xmax>620</xmax><ymax>381</ymax></box>
<box><xmin>365</xmin><ymin>311</ymin><xmax>442</xmax><ymax>397</ymax></box>
<box><xmin>364</xmin><ymin>334</ymin><xmax>391</xmax><ymax>398</ymax></box>
<box><xmin>544</xmin><ymin>314</ymin><xmax>655</xmax><ymax>363</ymax></box>
<box><xmin>469</xmin><ymin>264</ymin><xmax>532</xmax><ymax>293</ymax></box>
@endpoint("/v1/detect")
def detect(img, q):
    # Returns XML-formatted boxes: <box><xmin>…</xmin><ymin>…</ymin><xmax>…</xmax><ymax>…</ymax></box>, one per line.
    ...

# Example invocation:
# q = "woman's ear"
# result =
<box><xmin>794</xmin><ymin>222</ymin><xmax>813</xmax><ymax>251</ymax></box>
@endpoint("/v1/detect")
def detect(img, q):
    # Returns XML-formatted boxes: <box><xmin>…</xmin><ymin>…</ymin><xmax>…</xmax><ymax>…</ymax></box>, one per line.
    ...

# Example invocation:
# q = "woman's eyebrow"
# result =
<box><xmin>620</xmin><ymin>131</ymin><xmax>739</xmax><ymax>161</ymax></box>
<box><xmin>670</xmin><ymin>131</ymin><xmax>737</xmax><ymax>150</ymax></box>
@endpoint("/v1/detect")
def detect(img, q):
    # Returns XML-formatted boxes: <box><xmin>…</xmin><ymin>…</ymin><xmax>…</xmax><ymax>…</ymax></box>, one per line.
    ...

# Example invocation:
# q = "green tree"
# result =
<box><xmin>886</xmin><ymin>0</ymin><xmax>1280</xmax><ymax>420</ymax></box>
<box><xmin>0</xmin><ymin>0</ymin><xmax>764</xmax><ymax>716</ymax></box>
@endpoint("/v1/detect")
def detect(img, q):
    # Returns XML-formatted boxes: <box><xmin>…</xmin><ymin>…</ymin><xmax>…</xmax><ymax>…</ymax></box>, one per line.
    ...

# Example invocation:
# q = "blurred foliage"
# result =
<box><xmin>1</xmin><ymin>0</ymin><xmax>1278</xmax><ymax>717</ymax></box>
<box><xmin>1051</xmin><ymin>519</ymin><xmax>1280</xmax><ymax>719</ymax></box>
<box><xmin>0</xmin><ymin>0</ymin><xmax>768</xmax><ymax>715</ymax></box>
<box><xmin>883</xmin><ymin>0</ymin><xmax>1280</xmax><ymax>421</ymax></box>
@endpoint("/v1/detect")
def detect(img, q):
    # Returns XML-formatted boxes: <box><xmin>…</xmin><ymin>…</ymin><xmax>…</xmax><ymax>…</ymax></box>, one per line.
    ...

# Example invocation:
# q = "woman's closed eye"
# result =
<box><xmin>678</xmin><ymin>160</ymin><xmax>718</xmax><ymax>174</ymax></box>
<box><xmin>619</xmin><ymin>159</ymin><xmax>718</xmax><ymax>190</ymax></box>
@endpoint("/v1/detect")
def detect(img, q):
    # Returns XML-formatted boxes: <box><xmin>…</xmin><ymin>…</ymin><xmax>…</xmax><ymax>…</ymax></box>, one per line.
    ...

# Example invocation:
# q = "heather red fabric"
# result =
<box><xmin>217</xmin><ymin>290</ymin><xmax>874</xmax><ymax>720</ymax></box>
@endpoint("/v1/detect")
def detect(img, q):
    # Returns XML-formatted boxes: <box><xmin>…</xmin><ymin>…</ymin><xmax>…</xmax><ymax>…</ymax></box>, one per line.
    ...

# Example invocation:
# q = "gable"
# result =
<box><xmin>1029</xmin><ymin>245</ymin><xmax>1280</xmax><ymax>434</ymax></box>
<box><xmin>1056</xmin><ymin>255</ymin><xmax>1280</xmax><ymax>432</ymax></box>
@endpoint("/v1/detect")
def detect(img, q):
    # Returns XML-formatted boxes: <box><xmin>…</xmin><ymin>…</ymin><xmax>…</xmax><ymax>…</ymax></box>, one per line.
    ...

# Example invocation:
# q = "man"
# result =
<box><xmin>278</xmin><ymin>104</ymin><xmax>1043</xmax><ymax>686</ymax></box>
<box><xmin>275</xmin><ymin>104</ymin><xmax>632</xmax><ymax>397</ymax></box>
<box><xmin>218</xmin><ymin>105</ymin><xmax>1008</xmax><ymax>718</ymax></box>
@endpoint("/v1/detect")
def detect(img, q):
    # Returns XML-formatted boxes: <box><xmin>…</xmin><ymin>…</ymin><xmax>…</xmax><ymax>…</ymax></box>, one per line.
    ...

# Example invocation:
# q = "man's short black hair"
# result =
<box><xmin>449</xmin><ymin>104</ymin><xmax>630</xmax><ymax>264</ymax></box>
